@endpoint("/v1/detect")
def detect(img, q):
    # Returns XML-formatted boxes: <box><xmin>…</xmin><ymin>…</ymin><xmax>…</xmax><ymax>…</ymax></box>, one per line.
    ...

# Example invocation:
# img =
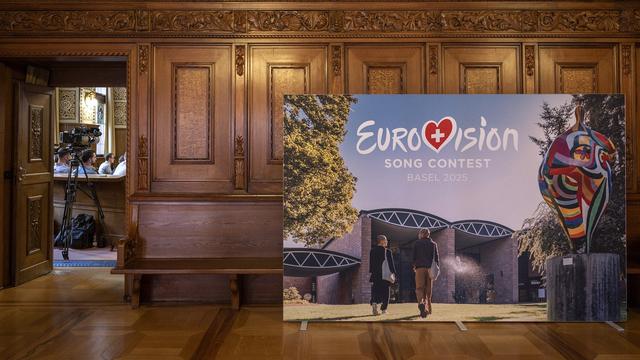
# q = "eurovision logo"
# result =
<box><xmin>423</xmin><ymin>117</ymin><xmax>457</xmax><ymax>153</ymax></box>
<box><xmin>356</xmin><ymin>116</ymin><xmax>519</xmax><ymax>155</ymax></box>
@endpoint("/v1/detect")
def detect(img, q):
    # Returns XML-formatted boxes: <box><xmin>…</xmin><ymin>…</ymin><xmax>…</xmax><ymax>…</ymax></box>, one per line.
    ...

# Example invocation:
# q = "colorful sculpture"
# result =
<box><xmin>538</xmin><ymin>102</ymin><xmax>617</xmax><ymax>253</ymax></box>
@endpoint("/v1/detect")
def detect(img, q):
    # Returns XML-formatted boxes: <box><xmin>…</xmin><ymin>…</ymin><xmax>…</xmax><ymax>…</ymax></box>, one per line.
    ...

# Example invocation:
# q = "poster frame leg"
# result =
<box><xmin>605</xmin><ymin>321</ymin><xmax>624</xmax><ymax>332</ymax></box>
<box><xmin>455</xmin><ymin>320</ymin><xmax>468</xmax><ymax>332</ymax></box>
<box><xmin>300</xmin><ymin>320</ymin><xmax>309</xmax><ymax>331</ymax></box>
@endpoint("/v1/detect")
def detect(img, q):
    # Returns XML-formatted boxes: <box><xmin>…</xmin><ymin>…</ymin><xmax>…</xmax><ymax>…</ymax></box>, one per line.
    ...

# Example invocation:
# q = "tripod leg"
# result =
<box><xmin>83</xmin><ymin>168</ymin><xmax>106</xmax><ymax>248</ymax></box>
<box><xmin>61</xmin><ymin>161</ymin><xmax>79</xmax><ymax>261</ymax></box>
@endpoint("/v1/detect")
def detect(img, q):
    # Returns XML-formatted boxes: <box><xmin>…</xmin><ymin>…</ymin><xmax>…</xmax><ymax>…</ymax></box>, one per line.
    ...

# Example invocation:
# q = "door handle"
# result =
<box><xmin>17</xmin><ymin>162</ymin><xmax>26</xmax><ymax>182</ymax></box>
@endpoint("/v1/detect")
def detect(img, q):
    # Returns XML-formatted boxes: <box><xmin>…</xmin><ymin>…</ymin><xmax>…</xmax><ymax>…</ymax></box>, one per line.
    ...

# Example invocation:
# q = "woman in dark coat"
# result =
<box><xmin>369</xmin><ymin>234</ymin><xmax>397</xmax><ymax>315</ymax></box>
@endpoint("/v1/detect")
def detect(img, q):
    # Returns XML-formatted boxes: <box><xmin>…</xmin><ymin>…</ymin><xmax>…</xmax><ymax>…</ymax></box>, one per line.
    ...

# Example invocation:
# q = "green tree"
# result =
<box><xmin>284</xmin><ymin>95</ymin><xmax>359</xmax><ymax>247</ymax></box>
<box><xmin>517</xmin><ymin>95</ymin><xmax>626</xmax><ymax>271</ymax></box>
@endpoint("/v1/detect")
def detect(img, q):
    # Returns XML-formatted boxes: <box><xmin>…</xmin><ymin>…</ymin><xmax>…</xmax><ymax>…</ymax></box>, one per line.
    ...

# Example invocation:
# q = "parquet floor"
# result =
<box><xmin>2</xmin><ymin>268</ymin><xmax>640</xmax><ymax>359</ymax></box>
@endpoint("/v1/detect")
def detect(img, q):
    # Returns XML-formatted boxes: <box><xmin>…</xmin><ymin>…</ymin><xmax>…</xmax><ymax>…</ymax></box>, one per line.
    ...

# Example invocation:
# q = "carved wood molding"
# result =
<box><xmin>137</xmin><ymin>135</ymin><xmax>149</xmax><ymax>191</ymax></box>
<box><xmin>1</xmin><ymin>9</ymin><xmax>638</xmax><ymax>36</ymax></box>
<box><xmin>138</xmin><ymin>45</ymin><xmax>149</xmax><ymax>75</ymax></box>
<box><xmin>331</xmin><ymin>45</ymin><xmax>341</xmax><ymax>76</ymax></box>
<box><xmin>428</xmin><ymin>45</ymin><xmax>438</xmax><ymax>75</ymax></box>
<box><xmin>234</xmin><ymin>135</ymin><xmax>245</xmax><ymax>190</ymax></box>
<box><xmin>525</xmin><ymin>45</ymin><xmax>535</xmax><ymax>76</ymax></box>
<box><xmin>235</xmin><ymin>45</ymin><xmax>245</xmax><ymax>76</ymax></box>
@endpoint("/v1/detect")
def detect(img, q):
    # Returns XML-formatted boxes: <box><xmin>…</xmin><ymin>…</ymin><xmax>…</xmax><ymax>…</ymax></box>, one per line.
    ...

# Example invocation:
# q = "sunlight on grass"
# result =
<box><xmin>284</xmin><ymin>303</ymin><xmax>548</xmax><ymax>322</ymax></box>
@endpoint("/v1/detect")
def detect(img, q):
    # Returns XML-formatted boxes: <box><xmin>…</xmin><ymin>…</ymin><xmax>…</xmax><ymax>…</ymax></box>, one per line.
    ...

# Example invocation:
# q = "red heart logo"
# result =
<box><xmin>422</xmin><ymin>117</ymin><xmax>457</xmax><ymax>153</ymax></box>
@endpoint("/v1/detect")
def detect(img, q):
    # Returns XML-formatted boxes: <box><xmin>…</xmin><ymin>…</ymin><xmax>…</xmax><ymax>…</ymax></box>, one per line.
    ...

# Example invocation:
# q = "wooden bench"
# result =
<box><xmin>111</xmin><ymin>257</ymin><xmax>282</xmax><ymax>309</ymax></box>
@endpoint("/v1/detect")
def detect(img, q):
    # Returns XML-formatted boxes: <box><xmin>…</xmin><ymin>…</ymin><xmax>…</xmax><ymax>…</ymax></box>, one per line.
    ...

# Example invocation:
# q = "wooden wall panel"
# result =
<box><xmin>539</xmin><ymin>46</ymin><xmax>616</xmax><ymax>93</ymax></box>
<box><xmin>0</xmin><ymin>1</ymin><xmax>638</xmax><ymax>306</ymax></box>
<box><xmin>137</xmin><ymin>202</ymin><xmax>282</xmax><ymax>258</ymax></box>
<box><xmin>141</xmin><ymin>274</ymin><xmax>281</xmax><ymax>304</ymax></box>
<box><xmin>114</xmin><ymin>128</ymin><xmax>126</xmax><ymax>159</ymax></box>
<box><xmin>442</xmin><ymin>45</ymin><xmax>520</xmax><ymax>94</ymax></box>
<box><xmin>346</xmin><ymin>45</ymin><xmax>424</xmax><ymax>94</ymax></box>
<box><xmin>248</xmin><ymin>46</ymin><xmax>327</xmax><ymax>194</ymax></box>
<box><xmin>153</xmin><ymin>45</ymin><xmax>233</xmax><ymax>193</ymax></box>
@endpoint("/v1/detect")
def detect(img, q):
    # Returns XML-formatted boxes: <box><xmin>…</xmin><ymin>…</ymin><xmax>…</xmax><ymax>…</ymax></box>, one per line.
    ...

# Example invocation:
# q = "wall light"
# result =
<box><xmin>83</xmin><ymin>90</ymin><xmax>98</xmax><ymax>108</ymax></box>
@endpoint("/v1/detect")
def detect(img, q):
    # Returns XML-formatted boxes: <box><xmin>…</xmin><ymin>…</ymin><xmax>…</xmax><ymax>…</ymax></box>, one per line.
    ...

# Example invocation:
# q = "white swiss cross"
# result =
<box><xmin>431</xmin><ymin>129</ymin><xmax>445</xmax><ymax>143</ymax></box>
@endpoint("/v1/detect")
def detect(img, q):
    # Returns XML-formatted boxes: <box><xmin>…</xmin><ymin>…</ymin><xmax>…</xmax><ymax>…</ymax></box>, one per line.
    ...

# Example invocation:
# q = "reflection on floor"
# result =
<box><xmin>53</xmin><ymin>246</ymin><xmax>117</xmax><ymax>261</ymax></box>
<box><xmin>1</xmin><ymin>268</ymin><xmax>640</xmax><ymax>359</ymax></box>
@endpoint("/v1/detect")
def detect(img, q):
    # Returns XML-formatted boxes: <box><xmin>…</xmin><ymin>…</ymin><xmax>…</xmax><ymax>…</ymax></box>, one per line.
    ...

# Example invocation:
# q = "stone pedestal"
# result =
<box><xmin>546</xmin><ymin>253</ymin><xmax>621</xmax><ymax>321</ymax></box>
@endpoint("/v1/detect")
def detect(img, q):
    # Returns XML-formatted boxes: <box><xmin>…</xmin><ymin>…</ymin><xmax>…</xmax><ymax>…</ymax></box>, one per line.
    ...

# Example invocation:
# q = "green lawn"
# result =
<box><xmin>284</xmin><ymin>303</ymin><xmax>547</xmax><ymax>322</ymax></box>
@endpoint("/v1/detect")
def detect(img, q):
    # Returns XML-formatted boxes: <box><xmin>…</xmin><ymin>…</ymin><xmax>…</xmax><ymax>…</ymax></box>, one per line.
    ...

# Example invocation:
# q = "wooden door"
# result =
<box><xmin>12</xmin><ymin>82</ymin><xmax>54</xmax><ymax>285</ymax></box>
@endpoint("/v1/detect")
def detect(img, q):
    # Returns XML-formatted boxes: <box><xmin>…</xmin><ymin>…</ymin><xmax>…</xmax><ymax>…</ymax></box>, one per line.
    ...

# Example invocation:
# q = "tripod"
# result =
<box><xmin>58</xmin><ymin>149</ymin><xmax>106</xmax><ymax>261</ymax></box>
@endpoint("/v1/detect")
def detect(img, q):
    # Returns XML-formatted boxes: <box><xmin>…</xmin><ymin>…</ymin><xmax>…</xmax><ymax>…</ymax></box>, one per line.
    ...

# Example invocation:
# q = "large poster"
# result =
<box><xmin>283</xmin><ymin>95</ymin><xmax>626</xmax><ymax>322</ymax></box>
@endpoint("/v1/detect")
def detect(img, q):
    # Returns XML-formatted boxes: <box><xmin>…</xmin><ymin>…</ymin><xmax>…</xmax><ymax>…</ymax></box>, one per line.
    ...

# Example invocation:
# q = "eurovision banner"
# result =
<box><xmin>283</xmin><ymin>94</ymin><xmax>626</xmax><ymax>322</ymax></box>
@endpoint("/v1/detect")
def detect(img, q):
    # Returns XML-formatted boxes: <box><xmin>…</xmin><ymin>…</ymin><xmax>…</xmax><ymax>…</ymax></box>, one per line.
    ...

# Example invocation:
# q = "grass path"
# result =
<box><xmin>284</xmin><ymin>303</ymin><xmax>547</xmax><ymax>322</ymax></box>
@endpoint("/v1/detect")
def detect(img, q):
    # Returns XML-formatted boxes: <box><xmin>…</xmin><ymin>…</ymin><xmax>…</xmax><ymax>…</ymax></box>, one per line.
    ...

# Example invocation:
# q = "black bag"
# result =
<box><xmin>54</xmin><ymin>214</ymin><xmax>96</xmax><ymax>249</ymax></box>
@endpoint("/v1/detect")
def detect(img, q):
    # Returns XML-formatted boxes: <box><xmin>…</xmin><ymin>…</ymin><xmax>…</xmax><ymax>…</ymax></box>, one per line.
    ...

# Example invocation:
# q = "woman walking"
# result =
<box><xmin>369</xmin><ymin>235</ymin><xmax>397</xmax><ymax>315</ymax></box>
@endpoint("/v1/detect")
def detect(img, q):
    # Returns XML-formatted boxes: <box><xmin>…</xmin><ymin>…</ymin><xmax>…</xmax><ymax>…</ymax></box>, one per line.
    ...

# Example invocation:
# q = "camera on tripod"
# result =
<box><xmin>56</xmin><ymin>126</ymin><xmax>106</xmax><ymax>261</ymax></box>
<box><xmin>59</xmin><ymin>126</ymin><xmax>102</xmax><ymax>149</ymax></box>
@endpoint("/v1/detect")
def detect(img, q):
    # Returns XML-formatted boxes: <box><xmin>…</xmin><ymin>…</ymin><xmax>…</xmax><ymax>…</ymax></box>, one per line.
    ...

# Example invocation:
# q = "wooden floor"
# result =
<box><xmin>2</xmin><ymin>269</ymin><xmax>640</xmax><ymax>359</ymax></box>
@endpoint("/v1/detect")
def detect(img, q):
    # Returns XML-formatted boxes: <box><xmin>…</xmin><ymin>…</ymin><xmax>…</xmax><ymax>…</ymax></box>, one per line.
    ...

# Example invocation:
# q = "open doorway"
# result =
<box><xmin>52</xmin><ymin>85</ymin><xmax>127</xmax><ymax>266</ymax></box>
<box><xmin>0</xmin><ymin>58</ymin><xmax>128</xmax><ymax>286</ymax></box>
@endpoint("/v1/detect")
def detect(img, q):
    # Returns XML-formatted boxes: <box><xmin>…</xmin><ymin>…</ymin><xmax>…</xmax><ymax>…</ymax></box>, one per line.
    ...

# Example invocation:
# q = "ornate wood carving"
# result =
<box><xmin>622</xmin><ymin>45</ymin><xmax>632</xmax><ymax>76</ymax></box>
<box><xmin>247</xmin><ymin>11</ymin><xmax>329</xmax><ymax>32</ymax></box>
<box><xmin>138</xmin><ymin>45</ymin><xmax>149</xmax><ymax>75</ymax></box>
<box><xmin>151</xmin><ymin>11</ymin><xmax>234</xmax><ymax>32</ymax></box>
<box><xmin>463</xmin><ymin>66</ymin><xmax>500</xmax><ymax>94</ymax></box>
<box><xmin>138</xmin><ymin>135</ymin><xmax>148</xmax><ymax>191</ymax></box>
<box><xmin>560</xmin><ymin>66</ymin><xmax>596</xmax><ymax>93</ymax></box>
<box><xmin>331</xmin><ymin>45</ymin><xmax>341</xmax><ymax>76</ymax></box>
<box><xmin>112</xmin><ymin>87</ymin><xmax>128</xmax><ymax>128</ymax></box>
<box><xmin>367</xmin><ymin>66</ymin><xmax>403</xmax><ymax>94</ymax></box>
<box><xmin>537</xmin><ymin>11</ymin><xmax>620</xmax><ymax>32</ymax></box>
<box><xmin>0</xmin><ymin>9</ymin><xmax>638</xmax><ymax>36</ymax></box>
<box><xmin>429</xmin><ymin>45</ymin><xmax>438</xmax><ymax>75</ymax></box>
<box><xmin>27</xmin><ymin>196</ymin><xmax>42</xmax><ymax>255</ymax></box>
<box><xmin>234</xmin><ymin>135</ymin><xmax>245</xmax><ymax>190</ymax></box>
<box><xmin>525</xmin><ymin>45</ymin><xmax>535</xmax><ymax>76</ymax></box>
<box><xmin>57</xmin><ymin>88</ymin><xmax>78</xmax><ymax>122</ymax></box>
<box><xmin>234</xmin><ymin>135</ymin><xmax>244</xmax><ymax>158</ymax></box>
<box><xmin>270</xmin><ymin>66</ymin><xmax>307</xmax><ymax>162</ymax></box>
<box><xmin>172</xmin><ymin>65</ymin><xmax>213</xmax><ymax>162</ymax></box>
<box><xmin>235</xmin><ymin>45</ymin><xmax>245</xmax><ymax>76</ymax></box>
<box><xmin>233</xmin><ymin>10</ymin><xmax>247</xmax><ymax>33</ymax></box>
<box><xmin>29</xmin><ymin>104</ymin><xmax>43</xmax><ymax>161</ymax></box>
<box><xmin>0</xmin><ymin>11</ymin><xmax>137</xmax><ymax>32</ymax></box>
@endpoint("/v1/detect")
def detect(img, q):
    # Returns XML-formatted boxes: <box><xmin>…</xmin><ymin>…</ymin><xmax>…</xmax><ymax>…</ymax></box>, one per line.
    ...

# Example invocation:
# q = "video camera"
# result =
<box><xmin>59</xmin><ymin>126</ymin><xmax>102</xmax><ymax>149</ymax></box>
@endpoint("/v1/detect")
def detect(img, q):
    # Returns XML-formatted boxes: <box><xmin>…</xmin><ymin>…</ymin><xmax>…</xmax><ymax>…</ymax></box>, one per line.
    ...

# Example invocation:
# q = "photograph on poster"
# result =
<box><xmin>283</xmin><ymin>94</ymin><xmax>626</xmax><ymax>322</ymax></box>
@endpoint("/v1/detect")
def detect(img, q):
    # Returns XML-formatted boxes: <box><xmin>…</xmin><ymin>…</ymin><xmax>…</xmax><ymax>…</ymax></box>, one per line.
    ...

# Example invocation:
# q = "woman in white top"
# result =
<box><xmin>112</xmin><ymin>152</ymin><xmax>126</xmax><ymax>176</ymax></box>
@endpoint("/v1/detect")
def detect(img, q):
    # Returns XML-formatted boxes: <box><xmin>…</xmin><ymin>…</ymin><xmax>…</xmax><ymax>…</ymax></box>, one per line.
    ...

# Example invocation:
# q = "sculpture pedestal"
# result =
<box><xmin>546</xmin><ymin>253</ymin><xmax>621</xmax><ymax>321</ymax></box>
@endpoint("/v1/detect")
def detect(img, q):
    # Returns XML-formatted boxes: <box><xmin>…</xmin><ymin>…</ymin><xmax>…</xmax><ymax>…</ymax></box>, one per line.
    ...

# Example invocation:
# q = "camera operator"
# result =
<box><xmin>54</xmin><ymin>148</ymin><xmax>72</xmax><ymax>174</ymax></box>
<box><xmin>75</xmin><ymin>149</ymin><xmax>98</xmax><ymax>175</ymax></box>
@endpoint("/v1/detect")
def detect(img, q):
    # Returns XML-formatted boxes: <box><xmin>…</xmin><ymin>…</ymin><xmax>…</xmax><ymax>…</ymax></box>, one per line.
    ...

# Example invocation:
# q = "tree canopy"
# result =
<box><xmin>283</xmin><ymin>95</ymin><xmax>359</xmax><ymax>247</ymax></box>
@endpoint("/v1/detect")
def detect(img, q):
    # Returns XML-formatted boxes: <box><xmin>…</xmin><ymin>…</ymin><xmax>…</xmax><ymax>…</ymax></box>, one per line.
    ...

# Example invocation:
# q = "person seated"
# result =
<box><xmin>98</xmin><ymin>152</ymin><xmax>114</xmax><ymax>175</ymax></box>
<box><xmin>112</xmin><ymin>152</ymin><xmax>126</xmax><ymax>176</ymax></box>
<box><xmin>75</xmin><ymin>149</ymin><xmax>98</xmax><ymax>175</ymax></box>
<box><xmin>53</xmin><ymin>148</ymin><xmax>71</xmax><ymax>174</ymax></box>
